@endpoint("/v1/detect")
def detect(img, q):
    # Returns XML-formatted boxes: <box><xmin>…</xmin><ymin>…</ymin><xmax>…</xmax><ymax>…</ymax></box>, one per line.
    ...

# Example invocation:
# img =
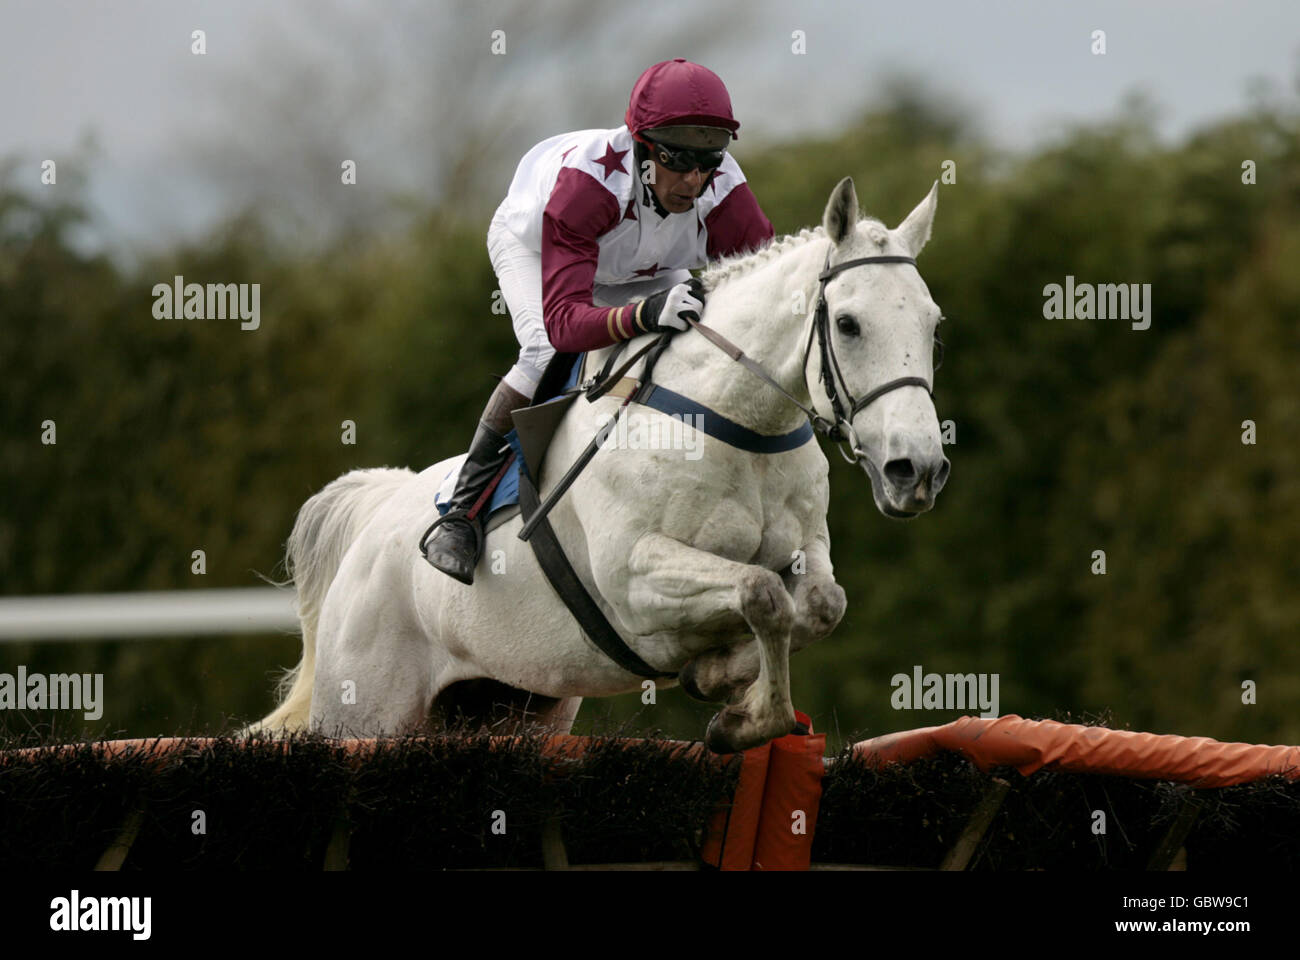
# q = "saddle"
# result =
<box><xmin>431</xmin><ymin>335</ymin><xmax>684</xmax><ymax>532</ymax></box>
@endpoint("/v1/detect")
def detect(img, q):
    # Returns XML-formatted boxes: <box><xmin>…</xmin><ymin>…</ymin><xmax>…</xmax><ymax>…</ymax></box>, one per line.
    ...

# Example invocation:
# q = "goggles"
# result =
<box><xmin>645</xmin><ymin>137</ymin><xmax>726</xmax><ymax>173</ymax></box>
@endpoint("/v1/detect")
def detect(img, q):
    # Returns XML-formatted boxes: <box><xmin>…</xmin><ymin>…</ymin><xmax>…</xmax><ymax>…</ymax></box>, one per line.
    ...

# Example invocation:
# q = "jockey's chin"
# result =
<box><xmin>663</xmin><ymin>190</ymin><xmax>697</xmax><ymax>213</ymax></box>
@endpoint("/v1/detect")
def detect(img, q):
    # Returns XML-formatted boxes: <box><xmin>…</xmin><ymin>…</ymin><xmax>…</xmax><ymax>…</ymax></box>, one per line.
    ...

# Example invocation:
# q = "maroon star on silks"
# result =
<box><xmin>623</xmin><ymin>198</ymin><xmax>637</xmax><ymax>221</ymax></box>
<box><xmin>633</xmin><ymin>263</ymin><xmax>660</xmax><ymax>277</ymax></box>
<box><xmin>593</xmin><ymin>141</ymin><xmax>628</xmax><ymax>180</ymax></box>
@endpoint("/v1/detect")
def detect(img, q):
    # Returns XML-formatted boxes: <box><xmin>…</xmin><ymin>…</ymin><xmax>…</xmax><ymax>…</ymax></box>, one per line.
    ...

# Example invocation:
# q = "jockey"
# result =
<box><xmin>422</xmin><ymin>58</ymin><xmax>775</xmax><ymax>584</ymax></box>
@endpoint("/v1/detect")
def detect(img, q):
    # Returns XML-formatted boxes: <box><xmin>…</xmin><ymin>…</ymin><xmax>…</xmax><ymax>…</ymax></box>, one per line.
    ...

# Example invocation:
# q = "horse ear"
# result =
<box><xmin>896</xmin><ymin>181</ymin><xmax>939</xmax><ymax>257</ymax></box>
<box><xmin>822</xmin><ymin>176</ymin><xmax>858</xmax><ymax>246</ymax></box>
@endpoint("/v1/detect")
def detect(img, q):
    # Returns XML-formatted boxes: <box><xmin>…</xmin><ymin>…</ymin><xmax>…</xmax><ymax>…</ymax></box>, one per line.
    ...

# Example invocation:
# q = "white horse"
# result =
<box><xmin>245</xmin><ymin>177</ymin><xmax>949</xmax><ymax>753</ymax></box>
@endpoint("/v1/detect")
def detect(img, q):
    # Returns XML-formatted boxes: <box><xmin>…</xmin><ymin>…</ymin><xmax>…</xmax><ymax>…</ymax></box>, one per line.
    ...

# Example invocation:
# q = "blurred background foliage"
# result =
<box><xmin>2</xmin><ymin>79</ymin><xmax>1297</xmax><ymax>750</ymax></box>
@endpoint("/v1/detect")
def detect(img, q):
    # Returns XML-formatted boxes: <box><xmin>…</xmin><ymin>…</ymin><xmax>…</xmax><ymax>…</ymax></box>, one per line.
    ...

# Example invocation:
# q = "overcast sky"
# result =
<box><xmin>2</xmin><ymin>0</ymin><xmax>1297</xmax><ymax>253</ymax></box>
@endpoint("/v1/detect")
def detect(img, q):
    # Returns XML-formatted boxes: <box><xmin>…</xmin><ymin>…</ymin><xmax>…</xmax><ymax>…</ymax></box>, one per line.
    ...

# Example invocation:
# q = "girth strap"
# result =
<box><xmin>626</xmin><ymin>383</ymin><xmax>814</xmax><ymax>453</ymax></box>
<box><xmin>517</xmin><ymin>472</ymin><xmax>676</xmax><ymax>681</ymax></box>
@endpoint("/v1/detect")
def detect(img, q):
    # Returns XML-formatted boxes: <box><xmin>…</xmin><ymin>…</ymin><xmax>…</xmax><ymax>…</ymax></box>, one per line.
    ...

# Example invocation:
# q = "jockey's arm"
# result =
<box><xmin>540</xmin><ymin>169</ymin><xmax>775</xmax><ymax>353</ymax></box>
<box><xmin>540</xmin><ymin>169</ymin><xmax>644</xmax><ymax>353</ymax></box>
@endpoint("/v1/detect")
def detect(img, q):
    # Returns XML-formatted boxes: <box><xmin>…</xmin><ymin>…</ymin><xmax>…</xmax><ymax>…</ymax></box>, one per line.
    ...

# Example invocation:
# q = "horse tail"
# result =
<box><xmin>241</xmin><ymin>467</ymin><xmax>415</xmax><ymax>737</ymax></box>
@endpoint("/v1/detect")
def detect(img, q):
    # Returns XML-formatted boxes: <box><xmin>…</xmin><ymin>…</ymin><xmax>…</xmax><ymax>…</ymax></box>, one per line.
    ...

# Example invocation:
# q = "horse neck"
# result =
<box><xmin>652</xmin><ymin>239</ymin><xmax>826</xmax><ymax>435</ymax></box>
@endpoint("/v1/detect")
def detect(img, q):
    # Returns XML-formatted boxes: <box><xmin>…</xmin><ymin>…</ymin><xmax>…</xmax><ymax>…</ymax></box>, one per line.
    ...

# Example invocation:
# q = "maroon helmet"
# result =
<box><xmin>625</xmin><ymin>58</ymin><xmax>739</xmax><ymax>150</ymax></box>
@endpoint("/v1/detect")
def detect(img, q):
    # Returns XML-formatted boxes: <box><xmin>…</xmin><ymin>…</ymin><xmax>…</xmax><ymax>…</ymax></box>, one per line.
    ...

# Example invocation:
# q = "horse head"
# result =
<box><xmin>807</xmin><ymin>177</ymin><xmax>950</xmax><ymax>518</ymax></box>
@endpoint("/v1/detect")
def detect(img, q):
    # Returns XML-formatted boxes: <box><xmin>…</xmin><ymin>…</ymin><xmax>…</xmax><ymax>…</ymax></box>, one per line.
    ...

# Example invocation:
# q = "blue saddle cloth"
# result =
<box><xmin>435</xmin><ymin>355</ymin><xmax>582</xmax><ymax>519</ymax></box>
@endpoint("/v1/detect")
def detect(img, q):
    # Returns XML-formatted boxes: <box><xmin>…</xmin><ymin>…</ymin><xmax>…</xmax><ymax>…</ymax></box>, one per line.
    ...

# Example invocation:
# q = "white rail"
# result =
<box><xmin>0</xmin><ymin>588</ymin><xmax>298</xmax><ymax>641</ymax></box>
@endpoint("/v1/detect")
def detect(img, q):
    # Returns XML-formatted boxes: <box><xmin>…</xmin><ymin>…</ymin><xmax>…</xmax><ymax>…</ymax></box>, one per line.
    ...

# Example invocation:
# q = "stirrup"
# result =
<box><xmin>418</xmin><ymin>508</ymin><xmax>486</xmax><ymax>566</ymax></box>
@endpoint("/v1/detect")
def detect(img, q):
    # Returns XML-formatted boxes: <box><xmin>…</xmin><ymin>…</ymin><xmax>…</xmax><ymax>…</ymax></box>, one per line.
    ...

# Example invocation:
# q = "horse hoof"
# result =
<box><xmin>678</xmin><ymin>661</ymin><xmax>715</xmax><ymax>703</ymax></box>
<box><xmin>705</xmin><ymin>709</ymin><xmax>760</xmax><ymax>755</ymax></box>
<box><xmin>705</xmin><ymin>712</ymin><xmax>738</xmax><ymax>754</ymax></box>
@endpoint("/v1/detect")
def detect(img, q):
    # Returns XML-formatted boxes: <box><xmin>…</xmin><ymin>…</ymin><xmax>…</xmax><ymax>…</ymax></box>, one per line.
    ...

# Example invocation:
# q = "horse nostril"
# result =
<box><xmin>883</xmin><ymin>459</ymin><xmax>916</xmax><ymax>487</ymax></box>
<box><xmin>934</xmin><ymin>458</ymin><xmax>951</xmax><ymax>492</ymax></box>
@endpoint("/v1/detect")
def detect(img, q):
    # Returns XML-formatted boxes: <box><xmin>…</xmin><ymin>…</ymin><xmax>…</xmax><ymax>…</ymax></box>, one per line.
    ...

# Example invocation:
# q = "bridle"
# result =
<box><xmin>802</xmin><ymin>249</ymin><xmax>942</xmax><ymax>462</ymax></box>
<box><xmin>683</xmin><ymin>245</ymin><xmax>943</xmax><ymax>465</ymax></box>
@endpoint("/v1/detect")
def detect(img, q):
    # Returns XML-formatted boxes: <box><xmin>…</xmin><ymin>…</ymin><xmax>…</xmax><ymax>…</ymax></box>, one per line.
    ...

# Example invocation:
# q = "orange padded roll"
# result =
<box><xmin>853</xmin><ymin>715</ymin><xmax>1300</xmax><ymax>788</ymax></box>
<box><xmin>751</xmin><ymin>711</ymin><xmax>825</xmax><ymax>871</ymax></box>
<box><xmin>701</xmin><ymin>741</ymin><xmax>772</xmax><ymax>870</ymax></box>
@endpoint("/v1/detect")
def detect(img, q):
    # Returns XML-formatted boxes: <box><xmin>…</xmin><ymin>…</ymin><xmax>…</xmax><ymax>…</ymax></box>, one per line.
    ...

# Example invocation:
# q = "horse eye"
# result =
<box><xmin>835</xmin><ymin>314</ymin><xmax>860</xmax><ymax>337</ymax></box>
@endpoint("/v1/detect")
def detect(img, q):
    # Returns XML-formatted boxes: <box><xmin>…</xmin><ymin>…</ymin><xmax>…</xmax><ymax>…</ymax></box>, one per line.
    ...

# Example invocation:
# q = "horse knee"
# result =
<box><xmin>797</xmin><ymin>580</ymin><xmax>846</xmax><ymax>642</ymax></box>
<box><xmin>739</xmin><ymin>568</ymin><xmax>795</xmax><ymax>637</ymax></box>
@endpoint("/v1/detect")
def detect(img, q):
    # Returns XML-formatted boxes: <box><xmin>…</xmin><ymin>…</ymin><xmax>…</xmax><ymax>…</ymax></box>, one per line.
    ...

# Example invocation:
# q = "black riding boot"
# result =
<box><xmin>420</xmin><ymin>380</ymin><xmax>529</xmax><ymax>585</ymax></box>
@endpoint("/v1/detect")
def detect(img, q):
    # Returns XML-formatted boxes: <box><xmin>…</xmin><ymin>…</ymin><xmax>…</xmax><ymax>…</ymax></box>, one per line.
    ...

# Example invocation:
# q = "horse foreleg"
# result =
<box><xmin>680</xmin><ymin>533</ymin><xmax>846</xmax><ymax>704</ymax></box>
<box><xmin>785</xmin><ymin>532</ymin><xmax>847</xmax><ymax>651</ymax></box>
<box><xmin>623</xmin><ymin>533</ymin><xmax>796</xmax><ymax>753</ymax></box>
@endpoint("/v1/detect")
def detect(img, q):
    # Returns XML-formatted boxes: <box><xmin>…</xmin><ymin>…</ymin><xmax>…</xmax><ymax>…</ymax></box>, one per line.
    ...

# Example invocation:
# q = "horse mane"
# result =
<box><xmin>698</xmin><ymin>214</ymin><xmax>889</xmax><ymax>292</ymax></box>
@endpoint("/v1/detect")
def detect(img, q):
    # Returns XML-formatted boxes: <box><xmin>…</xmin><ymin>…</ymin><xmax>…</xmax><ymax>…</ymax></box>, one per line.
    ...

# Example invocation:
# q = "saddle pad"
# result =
<box><xmin>432</xmin><ymin>448</ymin><xmax>521</xmax><ymax>531</ymax></box>
<box><xmin>433</xmin><ymin>355</ymin><xmax>582</xmax><ymax>524</ymax></box>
